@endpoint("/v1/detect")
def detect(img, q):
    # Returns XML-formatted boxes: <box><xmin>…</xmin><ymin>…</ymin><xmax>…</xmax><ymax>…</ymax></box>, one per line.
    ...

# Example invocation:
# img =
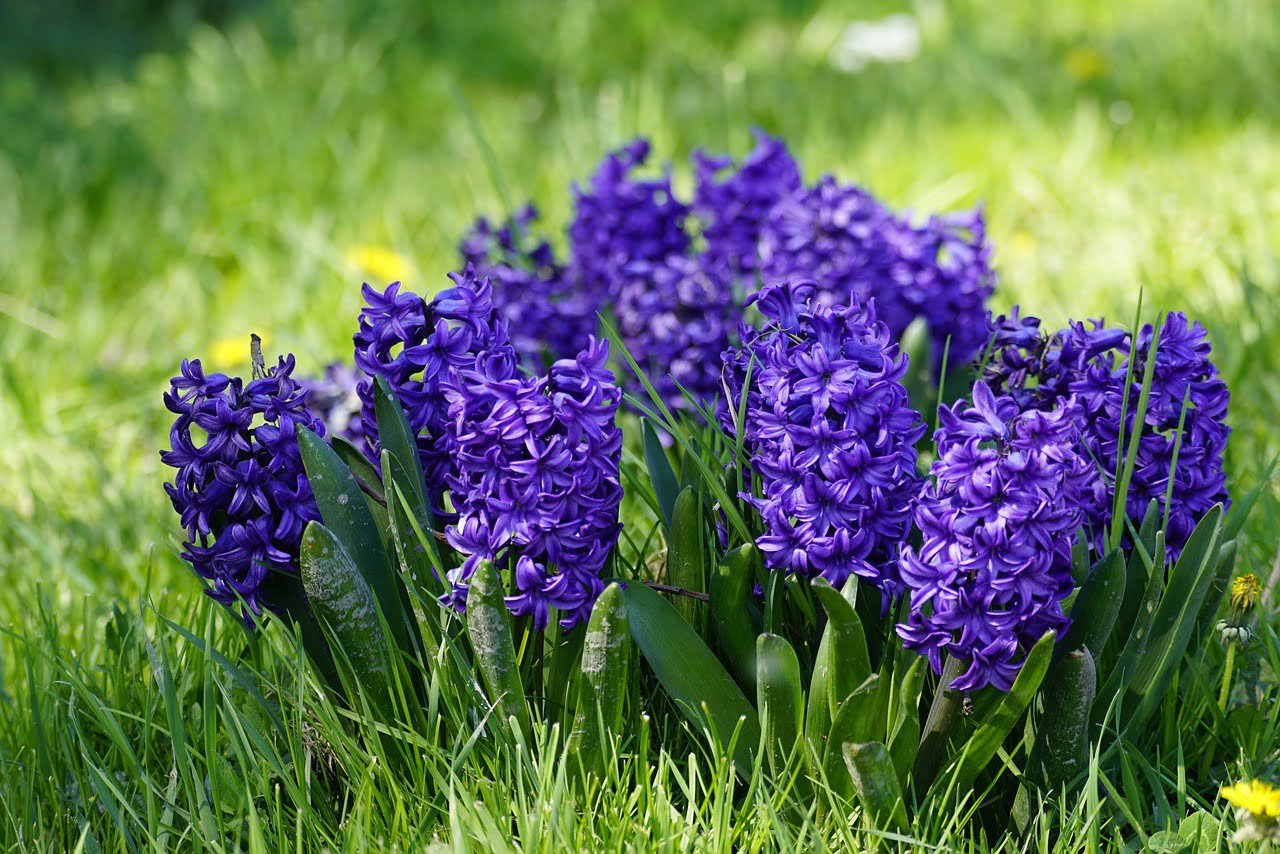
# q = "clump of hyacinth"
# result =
<box><xmin>693</xmin><ymin>129</ymin><xmax>802</xmax><ymax>280</ymax></box>
<box><xmin>758</xmin><ymin>175</ymin><xmax>995</xmax><ymax>364</ymax></box>
<box><xmin>569</xmin><ymin>138</ymin><xmax>690</xmax><ymax>298</ymax></box>
<box><xmin>442</xmin><ymin>337</ymin><xmax>624</xmax><ymax>629</ymax></box>
<box><xmin>461</xmin><ymin>205</ymin><xmax>597</xmax><ymax>366</ymax></box>
<box><xmin>981</xmin><ymin>309</ymin><xmax>1229</xmax><ymax>558</ymax></box>
<box><xmin>301</xmin><ymin>362</ymin><xmax>365</xmax><ymax>446</ymax></box>
<box><xmin>722</xmin><ymin>279</ymin><xmax>925</xmax><ymax>596</ymax></box>
<box><xmin>353</xmin><ymin>267</ymin><xmax>516</xmax><ymax>516</ymax></box>
<box><xmin>613</xmin><ymin>254</ymin><xmax>740</xmax><ymax>416</ymax></box>
<box><xmin>161</xmin><ymin>354</ymin><xmax>323</xmax><ymax>619</ymax></box>
<box><xmin>897</xmin><ymin>383</ymin><xmax>1095</xmax><ymax>691</ymax></box>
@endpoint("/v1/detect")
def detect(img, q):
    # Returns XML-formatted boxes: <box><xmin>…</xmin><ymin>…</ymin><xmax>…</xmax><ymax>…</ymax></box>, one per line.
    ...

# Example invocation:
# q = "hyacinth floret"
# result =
<box><xmin>722</xmin><ymin>278</ymin><xmax>925</xmax><ymax>596</ymax></box>
<box><xmin>614</xmin><ymin>254</ymin><xmax>740</xmax><ymax>415</ymax></box>
<box><xmin>897</xmin><ymin>383</ymin><xmax>1095</xmax><ymax>691</ymax></box>
<box><xmin>758</xmin><ymin>175</ymin><xmax>995</xmax><ymax>364</ymax></box>
<box><xmin>352</xmin><ymin>266</ymin><xmax>516</xmax><ymax>516</ymax></box>
<box><xmin>461</xmin><ymin>204</ymin><xmax>596</xmax><ymax>366</ymax></box>
<box><xmin>569</xmin><ymin>138</ymin><xmax>691</xmax><ymax>298</ymax></box>
<box><xmin>693</xmin><ymin>129</ymin><xmax>802</xmax><ymax>279</ymax></box>
<box><xmin>442</xmin><ymin>336</ymin><xmax>624</xmax><ymax>629</ymax></box>
<box><xmin>161</xmin><ymin>354</ymin><xmax>324</xmax><ymax>619</ymax></box>
<box><xmin>980</xmin><ymin>308</ymin><xmax>1229</xmax><ymax>558</ymax></box>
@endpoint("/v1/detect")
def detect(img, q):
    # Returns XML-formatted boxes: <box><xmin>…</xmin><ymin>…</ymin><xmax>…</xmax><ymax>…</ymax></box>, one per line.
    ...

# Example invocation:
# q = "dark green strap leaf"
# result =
<box><xmin>666</xmin><ymin>486</ymin><xmax>707</xmax><ymax>629</ymax></box>
<box><xmin>756</xmin><ymin>633</ymin><xmax>805</xmax><ymax>786</ymax></box>
<box><xmin>1058</xmin><ymin>548</ymin><xmax>1125</xmax><ymax>666</ymax></box>
<box><xmin>466</xmin><ymin>561</ymin><xmax>531</xmax><ymax>737</ymax></box>
<box><xmin>811</xmin><ymin>576</ymin><xmax>872</xmax><ymax>718</ymax></box>
<box><xmin>642</xmin><ymin>418</ymin><xmax>680</xmax><ymax>530</ymax></box>
<box><xmin>709</xmin><ymin>544</ymin><xmax>760</xmax><ymax>692</ymax></box>
<box><xmin>843</xmin><ymin>742</ymin><xmax>909</xmax><ymax>834</ymax></box>
<box><xmin>299</xmin><ymin>521</ymin><xmax>395</xmax><ymax>719</ymax></box>
<box><xmin>619</xmin><ymin>579</ymin><xmax>760</xmax><ymax>772</ymax></box>
<box><xmin>569</xmin><ymin>584</ymin><xmax>631</xmax><ymax>777</ymax></box>
<box><xmin>823</xmin><ymin>674</ymin><xmax>886</xmax><ymax>800</ymax></box>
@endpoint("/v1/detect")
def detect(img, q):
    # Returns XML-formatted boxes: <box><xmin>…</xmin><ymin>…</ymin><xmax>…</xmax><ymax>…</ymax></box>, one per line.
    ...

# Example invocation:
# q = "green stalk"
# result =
<box><xmin>1217</xmin><ymin>640</ymin><xmax>1237</xmax><ymax>712</ymax></box>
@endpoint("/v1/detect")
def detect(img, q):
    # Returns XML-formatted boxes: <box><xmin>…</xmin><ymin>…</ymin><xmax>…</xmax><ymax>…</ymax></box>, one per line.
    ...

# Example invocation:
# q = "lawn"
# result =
<box><xmin>1</xmin><ymin>0</ymin><xmax>1279</xmax><ymax>848</ymax></box>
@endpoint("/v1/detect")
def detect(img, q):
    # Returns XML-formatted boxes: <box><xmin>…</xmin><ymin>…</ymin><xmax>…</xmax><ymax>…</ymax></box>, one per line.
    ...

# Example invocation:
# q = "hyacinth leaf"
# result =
<box><xmin>330</xmin><ymin>434</ymin><xmax>394</xmax><ymax>556</ymax></box>
<box><xmin>569</xmin><ymin>584</ymin><xmax>631</xmax><ymax>777</ymax></box>
<box><xmin>466</xmin><ymin>561</ymin><xmax>531</xmax><ymax>738</ymax></box>
<box><xmin>887</xmin><ymin>656</ymin><xmax>925</xmax><ymax>786</ymax></box>
<box><xmin>1071</xmin><ymin>531</ymin><xmax>1092</xmax><ymax>584</ymax></box>
<box><xmin>930</xmin><ymin>630</ymin><xmax>1055</xmax><ymax>803</ymax></box>
<box><xmin>1190</xmin><ymin>539</ymin><xmax>1237</xmax><ymax>651</ymax></box>
<box><xmin>265</xmin><ymin>575</ymin><xmax>343</xmax><ymax>699</ymax></box>
<box><xmin>710</xmin><ymin>544</ymin><xmax>760</xmax><ymax>692</ymax></box>
<box><xmin>1057</xmin><ymin>548</ymin><xmax>1125</xmax><ymax>663</ymax></box>
<box><xmin>372</xmin><ymin>376</ymin><xmax>431</xmax><ymax>516</ymax></box>
<box><xmin>618</xmin><ymin>580</ymin><xmax>760</xmax><ymax>772</ymax></box>
<box><xmin>299</xmin><ymin>521</ymin><xmax>395</xmax><ymax>719</ymax></box>
<box><xmin>296</xmin><ymin>426</ymin><xmax>413</xmax><ymax>657</ymax></box>
<box><xmin>1093</xmin><ymin>532</ymin><xmax>1167</xmax><ymax>727</ymax></box>
<box><xmin>642</xmin><ymin>418</ymin><xmax>680</xmax><ymax>530</ymax></box>
<box><xmin>1015</xmin><ymin>647</ymin><xmax>1096</xmax><ymax>830</ymax></box>
<box><xmin>822</xmin><ymin>674</ymin><xmax>886</xmax><ymax>800</ymax></box>
<box><xmin>843</xmin><ymin>742</ymin><xmax>909</xmax><ymax>834</ymax></box>
<box><xmin>1107</xmin><ymin>500</ymin><xmax>1161</xmax><ymax>671</ymax></box>
<box><xmin>382</xmin><ymin>459</ymin><xmax>442</xmax><ymax>659</ymax></box>
<box><xmin>756</xmin><ymin>633</ymin><xmax>806</xmax><ymax>786</ymax></box>
<box><xmin>666</xmin><ymin>486</ymin><xmax>707</xmax><ymax>629</ymax></box>
<box><xmin>810</xmin><ymin>576</ymin><xmax>871</xmax><ymax>721</ymax></box>
<box><xmin>383</xmin><ymin>451</ymin><xmax>445</xmax><ymax>597</ymax></box>
<box><xmin>1121</xmin><ymin>504</ymin><xmax>1223</xmax><ymax>732</ymax></box>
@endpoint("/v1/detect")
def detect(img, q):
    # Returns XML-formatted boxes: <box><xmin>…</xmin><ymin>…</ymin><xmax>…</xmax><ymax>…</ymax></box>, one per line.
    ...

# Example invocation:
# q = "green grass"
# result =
<box><xmin>1</xmin><ymin>0</ymin><xmax>1279</xmax><ymax>848</ymax></box>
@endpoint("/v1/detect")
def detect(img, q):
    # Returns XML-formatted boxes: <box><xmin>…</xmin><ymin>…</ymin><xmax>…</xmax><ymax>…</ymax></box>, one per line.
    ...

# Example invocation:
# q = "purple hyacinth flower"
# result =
<box><xmin>723</xmin><ymin>278</ymin><xmax>926</xmax><ymax>597</ymax></box>
<box><xmin>897</xmin><ymin>383</ymin><xmax>1095</xmax><ymax>691</ymax></box>
<box><xmin>442</xmin><ymin>336</ymin><xmax>624</xmax><ymax>630</ymax></box>
<box><xmin>161</xmin><ymin>354</ymin><xmax>324</xmax><ymax>620</ymax></box>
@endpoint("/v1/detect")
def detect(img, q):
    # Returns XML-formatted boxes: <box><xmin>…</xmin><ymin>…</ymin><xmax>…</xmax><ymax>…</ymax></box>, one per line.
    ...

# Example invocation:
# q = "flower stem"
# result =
<box><xmin>1218</xmin><ymin>639</ymin><xmax>1237</xmax><ymax>712</ymax></box>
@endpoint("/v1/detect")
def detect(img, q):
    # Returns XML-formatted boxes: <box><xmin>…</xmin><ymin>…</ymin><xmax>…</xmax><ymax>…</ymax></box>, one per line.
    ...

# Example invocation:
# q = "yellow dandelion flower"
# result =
<box><xmin>207</xmin><ymin>333</ymin><xmax>265</xmax><ymax>372</ymax></box>
<box><xmin>345</xmin><ymin>244</ymin><xmax>412</xmax><ymax>284</ymax></box>
<box><xmin>1222</xmin><ymin>780</ymin><xmax>1280</xmax><ymax>819</ymax></box>
<box><xmin>1064</xmin><ymin>47</ymin><xmax>1107</xmax><ymax>82</ymax></box>
<box><xmin>1231</xmin><ymin>573</ymin><xmax>1263</xmax><ymax>613</ymax></box>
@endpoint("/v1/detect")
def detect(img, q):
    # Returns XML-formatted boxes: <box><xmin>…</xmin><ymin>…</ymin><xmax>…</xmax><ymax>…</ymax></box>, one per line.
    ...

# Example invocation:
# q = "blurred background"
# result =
<box><xmin>1</xmin><ymin>0</ymin><xmax>1278</xmax><ymax>623</ymax></box>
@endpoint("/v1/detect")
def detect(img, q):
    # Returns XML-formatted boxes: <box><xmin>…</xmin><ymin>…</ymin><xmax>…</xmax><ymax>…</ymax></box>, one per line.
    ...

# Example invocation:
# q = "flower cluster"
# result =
<box><xmin>758</xmin><ymin>175</ymin><xmax>995</xmax><ymax>364</ymax></box>
<box><xmin>569</xmin><ymin>138</ymin><xmax>690</xmax><ymax>299</ymax></box>
<box><xmin>461</xmin><ymin>205</ymin><xmax>596</xmax><ymax>366</ymax></box>
<box><xmin>352</xmin><ymin>267</ymin><xmax>516</xmax><ymax>515</ymax></box>
<box><xmin>442</xmin><ymin>337</ymin><xmax>624</xmax><ymax>629</ymax></box>
<box><xmin>693</xmin><ymin>129</ymin><xmax>802</xmax><ymax>280</ymax></box>
<box><xmin>897</xmin><ymin>383</ymin><xmax>1095</xmax><ymax>691</ymax></box>
<box><xmin>723</xmin><ymin>279</ymin><xmax>925</xmax><ymax>596</ymax></box>
<box><xmin>161</xmin><ymin>355</ymin><xmax>323</xmax><ymax>619</ymax></box>
<box><xmin>980</xmin><ymin>309</ymin><xmax>1229</xmax><ymax>558</ymax></box>
<box><xmin>613</xmin><ymin>255</ymin><xmax>740</xmax><ymax>415</ymax></box>
<box><xmin>301</xmin><ymin>362</ymin><xmax>365</xmax><ymax>446</ymax></box>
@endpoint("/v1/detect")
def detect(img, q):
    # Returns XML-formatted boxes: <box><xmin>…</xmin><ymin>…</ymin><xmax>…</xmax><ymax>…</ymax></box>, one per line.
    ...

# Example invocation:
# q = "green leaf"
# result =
<box><xmin>1105</xmin><ymin>501</ymin><xmax>1159</xmax><ymax>673</ymax></box>
<box><xmin>372</xmin><ymin>376</ymin><xmax>431</xmax><ymax>515</ymax></box>
<box><xmin>810</xmin><ymin>576</ymin><xmax>872</xmax><ymax>718</ymax></box>
<box><xmin>1191</xmin><ymin>539</ymin><xmax>1237</xmax><ymax>651</ymax></box>
<box><xmin>824</xmin><ymin>674</ymin><xmax>888</xmax><ymax>799</ymax></box>
<box><xmin>466</xmin><ymin>561</ymin><xmax>531</xmax><ymax>738</ymax></box>
<box><xmin>931</xmin><ymin>630</ymin><xmax>1055</xmax><ymax>802</ymax></box>
<box><xmin>887</xmin><ymin>656</ymin><xmax>925</xmax><ymax>787</ymax></box>
<box><xmin>666</xmin><ymin>486</ymin><xmax>707</xmax><ymax>629</ymax></box>
<box><xmin>1178</xmin><ymin>810</ymin><xmax>1221</xmax><ymax>854</ymax></box>
<box><xmin>569</xmin><ymin>584</ymin><xmax>631</xmax><ymax>777</ymax></box>
<box><xmin>709</xmin><ymin>544</ymin><xmax>760</xmax><ymax>692</ymax></box>
<box><xmin>1058</xmin><ymin>548</ymin><xmax>1125</xmax><ymax>664</ymax></box>
<box><xmin>618</xmin><ymin>579</ymin><xmax>760</xmax><ymax>772</ymax></box>
<box><xmin>756</xmin><ymin>633</ymin><xmax>805</xmax><ymax>786</ymax></box>
<box><xmin>384</xmin><ymin>451</ymin><xmax>445</xmax><ymax>598</ymax></box>
<box><xmin>843</xmin><ymin>742</ymin><xmax>909</xmax><ymax>834</ymax></box>
<box><xmin>296</xmin><ymin>425</ymin><xmax>412</xmax><ymax>656</ymax></box>
<box><xmin>642</xmin><ymin>418</ymin><xmax>680</xmax><ymax>530</ymax></box>
<box><xmin>1122</xmin><ymin>504</ymin><xmax>1223</xmax><ymax>732</ymax></box>
<box><xmin>263</xmin><ymin>573</ymin><xmax>343</xmax><ymax>699</ymax></box>
<box><xmin>1093</xmin><ymin>532</ymin><xmax>1167</xmax><ymax>728</ymax></box>
<box><xmin>299</xmin><ymin>521</ymin><xmax>395</xmax><ymax>719</ymax></box>
<box><xmin>1024</xmin><ymin>649</ymin><xmax>1096</xmax><ymax>801</ymax></box>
